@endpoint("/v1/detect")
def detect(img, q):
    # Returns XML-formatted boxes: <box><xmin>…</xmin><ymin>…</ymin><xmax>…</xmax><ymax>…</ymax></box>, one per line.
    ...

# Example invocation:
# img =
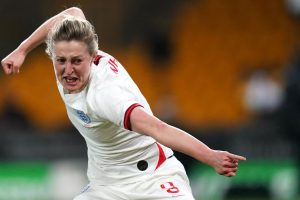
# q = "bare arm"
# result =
<box><xmin>1</xmin><ymin>7</ymin><xmax>85</xmax><ymax>75</ymax></box>
<box><xmin>130</xmin><ymin>107</ymin><xmax>246</xmax><ymax>177</ymax></box>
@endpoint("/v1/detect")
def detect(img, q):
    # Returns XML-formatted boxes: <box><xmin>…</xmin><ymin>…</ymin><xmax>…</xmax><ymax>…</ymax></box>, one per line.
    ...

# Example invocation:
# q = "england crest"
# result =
<box><xmin>76</xmin><ymin>110</ymin><xmax>91</xmax><ymax>124</ymax></box>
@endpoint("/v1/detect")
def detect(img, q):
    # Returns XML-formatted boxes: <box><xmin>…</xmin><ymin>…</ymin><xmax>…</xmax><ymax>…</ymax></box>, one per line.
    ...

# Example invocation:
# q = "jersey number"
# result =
<box><xmin>160</xmin><ymin>182</ymin><xmax>180</xmax><ymax>193</ymax></box>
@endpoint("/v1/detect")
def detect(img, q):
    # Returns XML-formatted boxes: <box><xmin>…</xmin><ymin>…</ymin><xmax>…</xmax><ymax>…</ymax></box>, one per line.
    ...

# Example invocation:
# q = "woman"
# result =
<box><xmin>1</xmin><ymin>7</ymin><xmax>246</xmax><ymax>200</ymax></box>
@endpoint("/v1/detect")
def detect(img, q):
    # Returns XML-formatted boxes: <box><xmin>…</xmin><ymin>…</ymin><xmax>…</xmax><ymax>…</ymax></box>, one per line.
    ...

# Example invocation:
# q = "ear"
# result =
<box><xmin>92</xmin><ymin>51</ymin><xmax>98</xmax><ymax>60</ymax></box>
<box><xmin>90</xmin><ymin>51</ymin><xmax>97</xmax><ymax>64</ymax></box>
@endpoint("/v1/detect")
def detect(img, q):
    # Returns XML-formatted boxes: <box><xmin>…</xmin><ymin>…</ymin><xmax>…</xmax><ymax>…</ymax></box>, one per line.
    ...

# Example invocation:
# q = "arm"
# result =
<box><xmin>1</xmin><ymin>7</ymin><xmax>85</xmax><ymax>75</ymax></box>
<box><xmin>130</xmin><ymin>107</ymin><xmax>246</xmax><ymax>177</ymax></box>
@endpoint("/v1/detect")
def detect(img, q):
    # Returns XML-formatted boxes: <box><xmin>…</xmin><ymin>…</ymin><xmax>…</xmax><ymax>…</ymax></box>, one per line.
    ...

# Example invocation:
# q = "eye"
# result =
<box><xmin>56</xmin><ymin>58</ymin><xmax>66</xmax><ymax>64</ymax></box>
<box><xmin>72</xmin><ymin>58</ymin><xmax>82</xmax><ymax>65</ymax></box>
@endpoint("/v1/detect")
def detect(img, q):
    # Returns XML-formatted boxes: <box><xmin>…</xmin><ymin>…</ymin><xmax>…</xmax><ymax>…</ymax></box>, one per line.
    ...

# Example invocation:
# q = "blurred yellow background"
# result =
<box><xmin>1</xmin><ymin>0</ymin><xmax>298</xmax><ymax>130</ymax></box>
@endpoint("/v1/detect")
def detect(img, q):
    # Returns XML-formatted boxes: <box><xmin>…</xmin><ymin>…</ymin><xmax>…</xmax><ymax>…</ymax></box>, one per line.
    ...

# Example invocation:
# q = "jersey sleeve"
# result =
<box><xmin>92</xmin><ymin>85</ymin><xmax>143</xmax><ymax>130</ymax></box>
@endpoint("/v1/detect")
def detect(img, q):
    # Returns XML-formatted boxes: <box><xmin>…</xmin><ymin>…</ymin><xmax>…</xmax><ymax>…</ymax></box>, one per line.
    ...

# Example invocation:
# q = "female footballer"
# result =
<box><xmin>1</xmin><ymin>7</ymin><xmax>246</xmax><ymax>200</ymax></box>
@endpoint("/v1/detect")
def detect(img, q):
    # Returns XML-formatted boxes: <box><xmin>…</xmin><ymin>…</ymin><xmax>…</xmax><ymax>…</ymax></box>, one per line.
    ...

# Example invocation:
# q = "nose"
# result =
<box><xmin>65</xmin><ymin>62</ymin><xmax>74</xmax><ymax>75</ymax></box>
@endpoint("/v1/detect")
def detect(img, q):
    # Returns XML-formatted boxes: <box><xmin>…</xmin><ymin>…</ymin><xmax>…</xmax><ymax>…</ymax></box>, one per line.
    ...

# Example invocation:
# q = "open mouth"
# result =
<box><xmin>64</xmin><ymin>76</ymin><xmax>78</xmax><ymax>85</ymax></box>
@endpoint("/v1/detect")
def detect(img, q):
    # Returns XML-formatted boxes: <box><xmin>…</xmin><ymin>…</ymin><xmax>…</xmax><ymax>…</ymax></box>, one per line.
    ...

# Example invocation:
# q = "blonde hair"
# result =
<box><xmin>46</xmin><ymin>16</ymin><xmax>98</xmax><ymax>57</ymax></box>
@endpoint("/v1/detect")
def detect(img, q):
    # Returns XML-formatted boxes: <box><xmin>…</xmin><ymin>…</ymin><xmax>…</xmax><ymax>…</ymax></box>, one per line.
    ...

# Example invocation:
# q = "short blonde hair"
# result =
<box><xmin>46</xmin><ymin>16</ymin><xmax>98</xmax><ymax>57</ymax></box>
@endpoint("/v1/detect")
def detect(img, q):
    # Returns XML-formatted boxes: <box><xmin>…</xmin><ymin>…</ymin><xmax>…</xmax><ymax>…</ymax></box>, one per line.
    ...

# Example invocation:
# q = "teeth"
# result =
<box><xmin>65</xmin><ymin>77</ymin><xmax>77</xmax><ymax>83</ymax></box>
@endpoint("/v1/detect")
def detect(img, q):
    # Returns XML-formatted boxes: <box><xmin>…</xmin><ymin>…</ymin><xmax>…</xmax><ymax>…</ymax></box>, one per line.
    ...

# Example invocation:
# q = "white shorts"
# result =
<box><xmin>73</xmin><ymin>156</ymin><xmax>195</xmax><ymax>200</ymax></box>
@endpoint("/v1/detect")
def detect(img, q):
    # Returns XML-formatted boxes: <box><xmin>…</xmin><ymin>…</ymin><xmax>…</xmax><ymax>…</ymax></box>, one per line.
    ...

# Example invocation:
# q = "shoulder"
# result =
<box><xmin>90</xmin><ymin>51</ymin><xmax>131</xmax><ymax>90</ymax></box>
<box><xmin>93</xmin><ymin>50</ymin><xmax>117</xmax><ymax>66</ymax></box>
<box><xmin>93</xmin><ymin>50</ymin><xmax>125</xmax><ymax>74</ymax></box>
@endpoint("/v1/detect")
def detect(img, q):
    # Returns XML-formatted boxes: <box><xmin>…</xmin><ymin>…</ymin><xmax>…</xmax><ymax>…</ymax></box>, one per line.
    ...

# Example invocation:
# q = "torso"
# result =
<box><xmin>56</xmin><ymin>50</ymin><xmax>173</xmax><ymax>185</ymax></box>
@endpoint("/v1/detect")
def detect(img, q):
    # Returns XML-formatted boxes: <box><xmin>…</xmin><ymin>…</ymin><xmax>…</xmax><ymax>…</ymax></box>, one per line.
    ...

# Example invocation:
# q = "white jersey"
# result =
<box><xmin>56</xmin><ymin>50</ymin><xmax>173</xmax><ymax>185</ymax></box>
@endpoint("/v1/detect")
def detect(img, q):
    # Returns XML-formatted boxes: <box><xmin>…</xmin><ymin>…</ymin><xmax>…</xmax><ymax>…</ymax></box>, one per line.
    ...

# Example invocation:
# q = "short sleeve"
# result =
<box><xmin>92</xmin><ymin>85</ymin><xmax>143</xmax><ymax>130</ymax></box>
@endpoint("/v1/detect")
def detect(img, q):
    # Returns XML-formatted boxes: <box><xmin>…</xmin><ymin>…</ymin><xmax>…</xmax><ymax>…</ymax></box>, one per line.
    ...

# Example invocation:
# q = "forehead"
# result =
<box><xmin>53</xmin><ymin>40</ymin><xmax>89</xmax><ymax>57</ymax></box>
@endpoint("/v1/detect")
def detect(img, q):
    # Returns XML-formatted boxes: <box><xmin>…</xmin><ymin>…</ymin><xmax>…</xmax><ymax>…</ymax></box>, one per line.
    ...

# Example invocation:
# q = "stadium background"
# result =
<box><xmin>0</xmin><ymin>0</ymin><xmax>299</xmax><ymax>199</ymax></box>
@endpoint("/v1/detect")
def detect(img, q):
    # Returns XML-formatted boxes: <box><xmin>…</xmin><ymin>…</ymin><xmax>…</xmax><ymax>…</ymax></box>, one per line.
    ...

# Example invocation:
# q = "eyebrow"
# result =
<box><xmin>55</xmin><ymin>55</ymin><xmax>83</xmax><ymax>59</ymax></box>
<box><xmin>71</xmin><ymin>56</ymin><xmax>83</xmax><ymax>59</ymax></box>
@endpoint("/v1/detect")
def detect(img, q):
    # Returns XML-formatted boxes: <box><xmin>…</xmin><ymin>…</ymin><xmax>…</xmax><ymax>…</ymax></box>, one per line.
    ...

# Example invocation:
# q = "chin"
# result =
<box><xmin>63</xmin><ymin>85</ymin><xmax>80</xmax><ymax>93</ymax></box>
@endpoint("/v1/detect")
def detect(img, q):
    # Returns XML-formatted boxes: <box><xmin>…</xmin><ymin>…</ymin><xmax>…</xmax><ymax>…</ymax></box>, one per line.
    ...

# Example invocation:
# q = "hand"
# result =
<box><xmin>208</xmin><ymin>150</ymin><xmax>246</xmax><ymax>177</ymax></box>
<box><xmin>1</xmin><ymin>48</ymin><xmax>26</xmax><ymax>75</ymax></box>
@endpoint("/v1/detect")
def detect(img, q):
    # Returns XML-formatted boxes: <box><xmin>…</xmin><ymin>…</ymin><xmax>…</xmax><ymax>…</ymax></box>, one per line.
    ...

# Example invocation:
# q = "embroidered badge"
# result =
<box><xmin>76</xmin><ymin>110</ymin><xmax>91</xmax><ymax>124</ymax></box>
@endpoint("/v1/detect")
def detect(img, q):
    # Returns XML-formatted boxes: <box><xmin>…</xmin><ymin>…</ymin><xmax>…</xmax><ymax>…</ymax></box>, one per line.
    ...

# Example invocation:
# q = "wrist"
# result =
<box><xmin>195</xmin><ymin>147</ymin><xmax>215</xmax><ymax>166</ymax></box>
<box><xmin>18</xmin><ymin>40</ymin><xmax>31</xmax><ymax>55</ymax></box>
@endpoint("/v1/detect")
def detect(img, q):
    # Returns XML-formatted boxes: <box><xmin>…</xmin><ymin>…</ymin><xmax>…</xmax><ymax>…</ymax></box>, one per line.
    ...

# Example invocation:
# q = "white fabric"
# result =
<box><xmin>56</xmin><ymin>50</ymin><xmax>174</xmax><ymax>185</ymax></box>
<box><xmin>55</xmin><ymin>50</ymin><xmax>195</xmax><ymax>199</ymax></box>
<box><xmin>73</xmin><ymin>157</ymin><xmax>195</xmax><ymax>200</ymax></box>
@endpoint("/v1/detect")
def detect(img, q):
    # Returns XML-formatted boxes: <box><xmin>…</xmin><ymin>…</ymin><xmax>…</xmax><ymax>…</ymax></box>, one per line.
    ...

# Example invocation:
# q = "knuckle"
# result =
<box><xmin>221</xmin><ymin>161</ymin><xmax>226</xmax><ymax>166</ymax></box>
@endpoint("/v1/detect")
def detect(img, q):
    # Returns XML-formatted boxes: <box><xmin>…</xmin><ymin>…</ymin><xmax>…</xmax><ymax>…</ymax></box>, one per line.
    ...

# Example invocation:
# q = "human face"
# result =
<box><xmin>52</xmin><ymin>40</ymin><xmax>95</xmax><ymax>94</ymax></box>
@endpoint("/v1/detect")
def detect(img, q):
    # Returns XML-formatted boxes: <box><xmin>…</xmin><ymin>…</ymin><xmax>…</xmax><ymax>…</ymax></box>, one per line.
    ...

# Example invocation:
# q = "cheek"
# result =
<box><xmin>53</xmin><ymin>65</ymin><xmax>64</xmax><ymax>77</ymax></box>
<box><xmin>79</xmin><ymin>64</ymin><xmax>91</xmax><ymax>79</ymax></box>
